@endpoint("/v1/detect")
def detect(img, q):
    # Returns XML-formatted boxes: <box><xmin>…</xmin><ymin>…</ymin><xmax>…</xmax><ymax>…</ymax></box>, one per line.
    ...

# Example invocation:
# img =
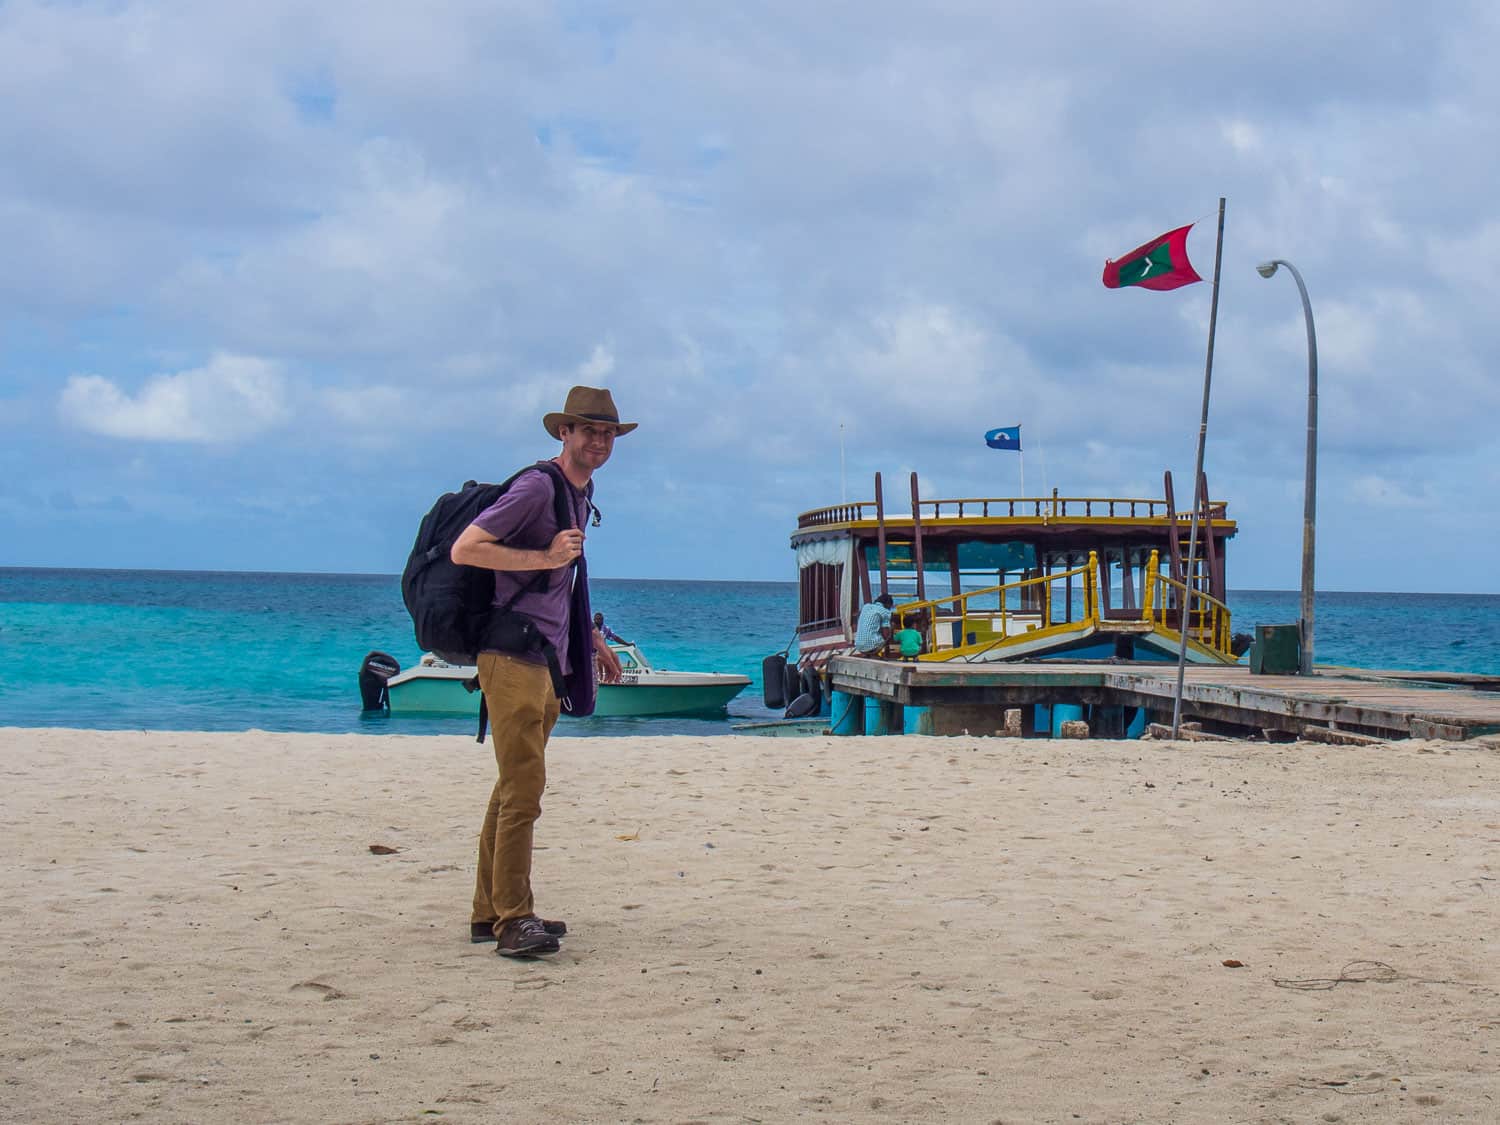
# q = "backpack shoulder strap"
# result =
<box><xmin>530</xmin><ymin>459</ymin><xmax>586</xmax><ymax>533</ymax></box>
<box><xmin>491</xmin><ymin>462</ymin><xmax>581</xmax><ymax>609</ymax></box>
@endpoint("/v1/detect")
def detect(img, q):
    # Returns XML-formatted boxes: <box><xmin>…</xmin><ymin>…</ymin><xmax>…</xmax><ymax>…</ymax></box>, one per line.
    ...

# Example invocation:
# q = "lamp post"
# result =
<box><xmin>1256</xmin><ymin>259</ymin><xmax>1318</xmax><ymax>676</ymax></box>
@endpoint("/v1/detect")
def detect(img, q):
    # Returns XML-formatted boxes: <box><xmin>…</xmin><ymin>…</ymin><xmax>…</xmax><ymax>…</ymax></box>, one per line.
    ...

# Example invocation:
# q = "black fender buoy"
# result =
<box><xmin>782</xmin><ymin>661</ymin><xmax>801</xmax><ymax>708</ymax></box>
<box><xmin>359</xmin><ymin>651</ymin><xmax>400</xmax><ymax>711</ymax></box>
<box><xmin>784</xmin><ymin>692</ymin><xmax>817</xmax><ymax>719</ymax></box>
<box><xmin>761</xmin><ymin>653</ymin><xmax>788</xmax><ymax>709</ymax></box>
<box><xmin>800</xmin><ymin>666</ymin><xmax>822</xmax><ymax>711</ymax></box>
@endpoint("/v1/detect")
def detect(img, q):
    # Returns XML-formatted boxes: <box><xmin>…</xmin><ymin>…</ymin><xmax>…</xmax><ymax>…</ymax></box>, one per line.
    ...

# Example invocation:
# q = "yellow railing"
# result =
<box><xmin>885</xmin><ymin>548</ymin><xmax>1234</xmax><ymax>661</ymax></box>
<box><xmin>889</xmin><ymin>554</ymin><xmax>1100</xmax><ymax>656</ymax></box>
<box><xmin>1146</xmin><ymin>564</ymin><xmax>1234</xmax><ymax>654</ymax></box>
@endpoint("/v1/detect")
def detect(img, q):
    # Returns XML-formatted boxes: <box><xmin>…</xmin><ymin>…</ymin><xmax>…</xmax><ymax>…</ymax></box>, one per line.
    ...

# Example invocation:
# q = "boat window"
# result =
<box><xmin>864</xmin><ymin>540</ymin><xmax>1041</xmax><ymax>613</ymax></box>
<box><xmin>954</xmin><ymin>541</ymin><xmax>1035</xmax><ymax>573</ymax></box>
<box><xmin>865</xmin><ymin>541</ymin><xmax>955</xmax><ymax>571</ymax></box>
<box><xmin>797</xmin><ymin>562</ymin><xmax>844</xmax><ymax>629</ymax></box>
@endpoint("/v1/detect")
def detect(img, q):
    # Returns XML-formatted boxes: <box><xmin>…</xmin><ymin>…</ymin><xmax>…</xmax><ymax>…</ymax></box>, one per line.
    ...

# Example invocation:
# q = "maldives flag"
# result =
<box><xmin>1102</xmin><ymin>224</ymin><xmax>1202</xmax><ymax>291</ymax></box>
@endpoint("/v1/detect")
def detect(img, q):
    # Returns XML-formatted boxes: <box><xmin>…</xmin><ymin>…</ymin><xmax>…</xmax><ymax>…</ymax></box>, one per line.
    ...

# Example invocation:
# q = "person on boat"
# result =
<box><xmin>449</xmin><ymin>385</ymin><xmax>635</xmax><ymax>959</ymax></box>
<box><xmin>593</xmin><ymin>611</ymin><xmax>632</xmax><ymax>646</ymax></box>
<box><xmin>853</xmin><ymin>593</ymin><xmax>895</xmax><ymax>657</ymax></box>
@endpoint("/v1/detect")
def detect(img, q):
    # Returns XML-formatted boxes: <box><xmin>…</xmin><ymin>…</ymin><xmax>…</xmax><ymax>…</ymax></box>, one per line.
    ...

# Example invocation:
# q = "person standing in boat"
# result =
<box><xmin>449</xmin><ymin>386</ymin><xmax>634</xmax><ymax>959</ymax></box>
<box><xmin>853</xmin><ymin>593</ymin><xmax>895</xmax><ymax>657</ymax></box>
<box><xmin>593</xmin><ymin>612</ymin><xmax>632</xmax><ymax>646</ymax></box>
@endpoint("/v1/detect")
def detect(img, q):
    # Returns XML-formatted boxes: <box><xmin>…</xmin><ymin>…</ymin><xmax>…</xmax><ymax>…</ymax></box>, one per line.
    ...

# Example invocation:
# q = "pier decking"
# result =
<box><xmin>828</xmin><ymin>656</ymin><xmax>1500</xmax><ymax>741</ymax></box>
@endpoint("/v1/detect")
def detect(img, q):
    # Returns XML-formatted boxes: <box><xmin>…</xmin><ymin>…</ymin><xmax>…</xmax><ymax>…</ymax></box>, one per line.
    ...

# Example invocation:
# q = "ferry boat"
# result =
<box><xmin>785</xmin><ymin>470</ymin><xmax>1243</xmax><ymax>677</ymax></box>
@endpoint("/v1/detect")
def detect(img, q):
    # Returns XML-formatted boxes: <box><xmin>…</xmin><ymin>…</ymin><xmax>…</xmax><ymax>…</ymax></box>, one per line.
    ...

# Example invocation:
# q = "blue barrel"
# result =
<box><xmin>830</xmin><ymin>691</ymin><xmax>863</xmax><ymax>735</ymax></box>
<box><xmin>902</xmin><ymin>706</ymin><xmax>932</xmax><ymax>735</ymax></box>
<box><xmin>864</xmin><ymin>696</ymin><xmax>890</xmax><ymax>736</ymax></box>
<box><xmin>1050</xmin><ymin>703</ymin><xmax>1085</xmax><ymax>738</ymax></box>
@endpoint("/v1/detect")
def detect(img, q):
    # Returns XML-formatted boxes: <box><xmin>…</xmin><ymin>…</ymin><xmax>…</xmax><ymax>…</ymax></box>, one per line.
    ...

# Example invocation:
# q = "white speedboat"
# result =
<box><xmin>382</xmin><ymin>644</ymin><xmax>749</xmax><ymax>718</ymax></box>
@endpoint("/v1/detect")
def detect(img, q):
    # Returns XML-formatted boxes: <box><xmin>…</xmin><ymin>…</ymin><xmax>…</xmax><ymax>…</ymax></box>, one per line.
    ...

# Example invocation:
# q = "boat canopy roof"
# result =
<box><xmin>791</xmin><ymin>493</ymin><xmax>1236</xmax><ymax>551</ymax></box>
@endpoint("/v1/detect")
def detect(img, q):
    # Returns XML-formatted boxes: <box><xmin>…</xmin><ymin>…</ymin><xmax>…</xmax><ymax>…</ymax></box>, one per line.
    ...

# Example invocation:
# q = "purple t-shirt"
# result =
<box><xmin>470</xmin><ymin>468</ymin><xmax>590</xmax><ymax>674</ymax></box>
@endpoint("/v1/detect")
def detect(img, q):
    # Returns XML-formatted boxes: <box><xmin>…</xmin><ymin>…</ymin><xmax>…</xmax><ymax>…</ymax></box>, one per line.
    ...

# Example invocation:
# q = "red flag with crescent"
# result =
<box><xmin>1102</xmin><ymin>224</ymin><xmax>1202</xmax><ymax>291</ymax></box>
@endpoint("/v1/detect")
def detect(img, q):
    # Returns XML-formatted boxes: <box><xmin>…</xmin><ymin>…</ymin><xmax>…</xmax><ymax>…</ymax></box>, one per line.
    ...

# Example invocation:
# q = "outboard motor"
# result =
<box><xmin>359</xmin><ymin>651</ymin><xmax>401</xmax><ymax>711</ymax></box>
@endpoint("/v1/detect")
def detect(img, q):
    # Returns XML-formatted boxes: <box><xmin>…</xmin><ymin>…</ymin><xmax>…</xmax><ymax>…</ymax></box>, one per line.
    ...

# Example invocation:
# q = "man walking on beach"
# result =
<box><xmin>450</xmin><ymin>386</ymin><xmax>635</xmax><ymax>957</ymax></box>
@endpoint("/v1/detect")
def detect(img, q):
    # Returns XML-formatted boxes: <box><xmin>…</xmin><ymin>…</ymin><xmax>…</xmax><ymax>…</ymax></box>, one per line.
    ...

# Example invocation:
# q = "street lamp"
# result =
<box><xmin>1256</xmin><ymin>259</ymin><xmax>1318</xmax><ymax>676</ymax></box>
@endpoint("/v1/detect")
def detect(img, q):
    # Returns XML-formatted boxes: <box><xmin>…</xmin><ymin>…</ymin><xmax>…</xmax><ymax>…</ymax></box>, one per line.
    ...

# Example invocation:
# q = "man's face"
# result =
<box><xmin>560</xmin><ymin>421</ymin><xmax>618</xmax><ymax>472</ymax></box>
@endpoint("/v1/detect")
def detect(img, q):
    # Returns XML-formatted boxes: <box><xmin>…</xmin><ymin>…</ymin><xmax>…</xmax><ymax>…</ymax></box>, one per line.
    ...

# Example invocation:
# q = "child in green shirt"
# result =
<box><xmin>893</xmin><ymin>619</ymin><xmax>924</xmax><ymax>661</ymax></box>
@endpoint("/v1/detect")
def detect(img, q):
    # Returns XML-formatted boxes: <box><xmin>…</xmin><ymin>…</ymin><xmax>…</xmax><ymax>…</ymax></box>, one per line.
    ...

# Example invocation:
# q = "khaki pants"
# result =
<box><xmin>471</xmin><ymin>652</ymin><xmax>561</xmax><ymax>929</ymax></box>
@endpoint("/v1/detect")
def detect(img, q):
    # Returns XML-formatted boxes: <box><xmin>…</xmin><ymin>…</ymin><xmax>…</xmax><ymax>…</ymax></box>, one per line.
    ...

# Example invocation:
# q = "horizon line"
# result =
<box><xmin>2</xmin><ymin>565</ymin><xmax>1499</xmax><ymax>599</ymax></box>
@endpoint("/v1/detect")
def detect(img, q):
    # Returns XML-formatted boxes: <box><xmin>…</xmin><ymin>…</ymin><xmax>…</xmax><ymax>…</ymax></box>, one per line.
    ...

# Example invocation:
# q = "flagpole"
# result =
<box><xmin>1171</xmin><ymin>197</ymin><xmax>1226</xmax><ymax>739</ymax></box>
<box><xmin>1019</xmin><ymin>448</ymin><xmax>1026</xmax><ymax>498</ymax></box>
<box><xmin>839</xmin><ymin>423</ymin><xmax>847</xmax><ymax>504</ymax></box>
<box><xmin>1034</xmin><ymin>424</ymin><xmax>1050</xmax><ymax>503</ymax></box>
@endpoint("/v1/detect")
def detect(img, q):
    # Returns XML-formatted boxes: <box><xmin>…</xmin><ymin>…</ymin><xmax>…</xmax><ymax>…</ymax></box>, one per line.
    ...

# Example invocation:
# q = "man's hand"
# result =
<box><xmin>543</xmin><ymin>528</ymin><xmax>585</xmax><ymax>568</ymax></box>
<box><xmin>593</xmin><ymin>629</ymin><xmax>623</xmax><ymax>683</ymax></box>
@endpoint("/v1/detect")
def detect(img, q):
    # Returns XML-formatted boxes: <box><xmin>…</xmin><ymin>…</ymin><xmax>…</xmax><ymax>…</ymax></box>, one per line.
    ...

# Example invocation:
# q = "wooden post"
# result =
<box><xmin>910</xmin><ymin>472</ymin><xmax>926</xmax><ymax>602</ymax></box>
<box><xmin>1163</xmin><ymin>470</ymin><xmax>1183</xmax><ymax>589</ymax></box>
<box><xmin>874</xmin><ymin>472</ymin><xmax>889</xmax><ymax>598</ymax></box>
<box><xmin>1198</xmin><ymin>471</ymin><xmax>1217</xmax><ymax>604</ymax></box>
<box><xmin>1171</xmin><ymin>195</ymin><xmax>1227</xmax><ymax>738</ymax></box>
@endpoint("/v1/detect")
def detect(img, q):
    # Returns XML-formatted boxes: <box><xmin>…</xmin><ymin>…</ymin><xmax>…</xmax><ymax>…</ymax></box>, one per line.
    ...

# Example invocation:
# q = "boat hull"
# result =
<box><xmin>592</xmin><ymin>676</ymin><xmax>749</xmax><ymax>717</ymax></box>
<box><xmin>386</xmin><ymin>667</ymin><xmax>749</xmax><ymax>718</ymax></box>
<box><xmin>387</xmin><ymin>672</ymin><xmax>479</xmax><ymax>715</ymax></box>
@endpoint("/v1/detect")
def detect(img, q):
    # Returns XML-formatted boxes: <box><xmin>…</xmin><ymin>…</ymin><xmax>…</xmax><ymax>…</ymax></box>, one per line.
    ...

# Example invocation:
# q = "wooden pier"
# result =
<box><xmin>828</xmin><ymin>656</ymin><xmax>1500</xmax><ymax>742</ymax></box>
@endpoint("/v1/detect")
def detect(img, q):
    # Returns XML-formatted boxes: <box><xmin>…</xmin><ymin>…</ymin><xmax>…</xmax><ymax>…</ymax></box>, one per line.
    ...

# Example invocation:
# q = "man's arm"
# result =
<box><xmin>450</xmin><ymin>523</ymin><xmax>582</xmax><ymax>571</ymax></box>
<box><xmin>593</xmin><ymin>628</ymin><xmax>623</xmax><ymax>683</ymax></box>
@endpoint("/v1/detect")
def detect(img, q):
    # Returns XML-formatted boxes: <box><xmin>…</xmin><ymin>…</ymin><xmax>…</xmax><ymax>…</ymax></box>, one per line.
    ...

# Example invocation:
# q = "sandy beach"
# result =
<box><xmin>1</xmin><ymin>728</ymin><xmax>1496</xmax><ymax>1123</ymax></box>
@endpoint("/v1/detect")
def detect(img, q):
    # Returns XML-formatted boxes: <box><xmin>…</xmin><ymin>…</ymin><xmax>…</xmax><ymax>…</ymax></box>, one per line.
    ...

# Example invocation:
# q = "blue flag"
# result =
<box><xmin>984</xmin><ymin>425</ymin><xmax>1021</xmax><ymax>451</ymax></box>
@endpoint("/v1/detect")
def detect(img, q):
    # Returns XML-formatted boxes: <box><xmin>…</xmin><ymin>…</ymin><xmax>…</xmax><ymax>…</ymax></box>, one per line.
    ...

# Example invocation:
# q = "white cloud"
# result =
<box><xmin>5</xmin><ymin>0</ymin><xmax>1500</xmax><ymax>587</ymax></box>
<box><xmin>1221</xmin><ymin>119</ymin><xmax>1262</xmax><ymax>153</ymax></box>
<box><xmin>58</xmin><ymin>353</ymin><xmax>287</xmax><ymax>443</ymax></box>
<box><xmin>845</xmin><ymin>304</ymin><xmax>993</xmax><ymax>411</ymax></box>
<box><xmin>319</xmin><ymin>385</ymin><xmax>412</xmax><ymax>430</ymax></box>
<box><xmin>578</xmin><ymin>344</ymin><xmax>615</xmax><ymax>380</ymax></box>
<box><xmin>1347</xmin><ymin>473</ymin><xmax>1429</xmax><ymax>510</ymax></box>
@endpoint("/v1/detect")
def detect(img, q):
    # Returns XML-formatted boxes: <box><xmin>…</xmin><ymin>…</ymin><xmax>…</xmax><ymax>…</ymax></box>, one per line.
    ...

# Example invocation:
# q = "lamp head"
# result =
<box><xmin>1256</xmin><ymin>261</ymin><xmax>1279</xmax><ymax>279</ymax></box>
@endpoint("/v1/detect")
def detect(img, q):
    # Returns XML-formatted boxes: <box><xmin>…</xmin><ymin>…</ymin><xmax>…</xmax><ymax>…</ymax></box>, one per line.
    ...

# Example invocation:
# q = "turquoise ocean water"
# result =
<box><xmin>2</xmin><ymin>568</ymin><xmax>1498</xmax><ymax>735</ymax></box>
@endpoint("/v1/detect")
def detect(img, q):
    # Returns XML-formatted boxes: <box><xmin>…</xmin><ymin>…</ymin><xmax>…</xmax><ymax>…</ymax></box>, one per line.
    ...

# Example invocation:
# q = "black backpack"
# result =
<box><xmin>400</xmin><ymin>462</ymin><xmax>578</xmax><ymax>666</ymax></box>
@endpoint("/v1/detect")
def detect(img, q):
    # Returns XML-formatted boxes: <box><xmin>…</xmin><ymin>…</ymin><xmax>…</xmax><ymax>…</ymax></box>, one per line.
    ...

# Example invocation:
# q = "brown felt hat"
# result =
<box><xmin>543</xmin><ymin>385</ymin><xmax>638</xmax><ymax>440</ymax></box>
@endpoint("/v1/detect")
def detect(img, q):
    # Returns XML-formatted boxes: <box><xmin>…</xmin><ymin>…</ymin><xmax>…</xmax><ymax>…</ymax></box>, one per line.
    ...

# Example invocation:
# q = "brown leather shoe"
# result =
<box><xmin>470</xmin><ymin>918</ymin><xmax>566</xmax><ymax>943</ymax></box>
<box><xmin>494</xmin><ymin>915</ymin><xmax>560</xmax><ymax>957</ymax></box>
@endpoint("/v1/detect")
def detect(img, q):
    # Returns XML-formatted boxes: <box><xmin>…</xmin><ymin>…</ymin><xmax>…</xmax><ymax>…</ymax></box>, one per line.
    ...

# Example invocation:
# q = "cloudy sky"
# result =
<box><xmin>3</xmin><ymin>0</ymin><xmax>1498</xmax><ymax>591</ymax></box>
